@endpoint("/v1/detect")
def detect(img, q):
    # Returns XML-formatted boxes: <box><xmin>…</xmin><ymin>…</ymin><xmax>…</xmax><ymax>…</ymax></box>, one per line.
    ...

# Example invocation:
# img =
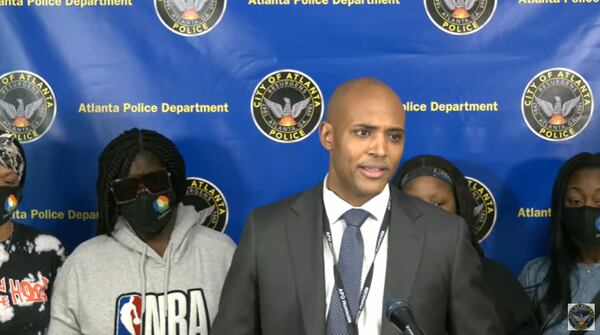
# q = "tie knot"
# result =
<box><xmin>342</xmin><ymin>208</ymin><xmax>370</xmax><ymax>228</ymax></box>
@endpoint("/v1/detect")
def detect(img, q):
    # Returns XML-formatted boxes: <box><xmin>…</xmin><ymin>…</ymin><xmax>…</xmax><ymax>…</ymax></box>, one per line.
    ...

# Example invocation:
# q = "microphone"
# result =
<box><xmin>384</xmin><ymin>299</ymin><xmax>425</xmax><ymax>335</ymax></box>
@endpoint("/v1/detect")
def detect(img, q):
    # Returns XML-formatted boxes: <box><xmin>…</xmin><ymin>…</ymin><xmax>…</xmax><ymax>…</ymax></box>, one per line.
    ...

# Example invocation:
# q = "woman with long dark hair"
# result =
<box><xmin>395</xmin><ymin>154</ymin><xmax>540</xmax><ymax>335</ymax></box>
<box><xmin>519</xmin><ymin>152</ymin><xmax>600</xmax><ymax>333</ymax></box>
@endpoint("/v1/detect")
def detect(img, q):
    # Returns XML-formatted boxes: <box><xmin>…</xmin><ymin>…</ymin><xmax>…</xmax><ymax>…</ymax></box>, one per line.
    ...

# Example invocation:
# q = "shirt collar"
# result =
<box><xmin>322</xmin><ymin>174</ymin><xmax>390</xmax><ymax>225</ymax></box>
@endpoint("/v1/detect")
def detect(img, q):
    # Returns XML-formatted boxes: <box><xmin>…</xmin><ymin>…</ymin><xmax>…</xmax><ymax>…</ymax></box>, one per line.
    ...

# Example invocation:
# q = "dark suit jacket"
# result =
<box><xmin>212</xmin><ymin>184</ymin><xmax>504</xmax><ymax>335</ymax></box>
<box><xmin>481</xmin><ymin>258</ymin><xmax>541</xmax><ymax>335</ymax></box>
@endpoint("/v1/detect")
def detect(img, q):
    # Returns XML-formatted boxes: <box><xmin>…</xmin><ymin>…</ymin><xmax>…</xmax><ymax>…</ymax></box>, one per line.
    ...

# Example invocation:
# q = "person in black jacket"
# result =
<box><xmin>212</xmin><ymin>78</ymin><xmax>503</xmax><ymax>335</ymax></box>
<box><xmin>395</xmin><ymin>154</ymin><xmax>540</xmax><ymax>335</ymax></box>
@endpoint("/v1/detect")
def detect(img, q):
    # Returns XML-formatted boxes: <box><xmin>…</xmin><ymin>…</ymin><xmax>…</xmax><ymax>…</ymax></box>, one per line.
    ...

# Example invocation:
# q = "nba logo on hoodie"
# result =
<box><xmin>114</xmin><ymin>289</ymin><xmax>210</xmax><ymax>335</ymax></box>
<box><xmin>116</xmin><ymin>294</ymin><xmax>143</xmax><ymax>335</ymax></box>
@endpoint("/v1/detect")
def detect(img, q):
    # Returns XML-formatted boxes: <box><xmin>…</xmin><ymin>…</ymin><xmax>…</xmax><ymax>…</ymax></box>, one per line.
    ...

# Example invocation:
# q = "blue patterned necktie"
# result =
<box><xmin>326</xmin><ymin>208</ymin><xmax>371</xmax><ymax>335</ymax></box>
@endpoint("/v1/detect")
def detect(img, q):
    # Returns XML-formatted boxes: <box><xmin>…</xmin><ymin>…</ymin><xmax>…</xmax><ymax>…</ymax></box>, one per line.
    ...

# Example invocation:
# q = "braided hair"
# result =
<box><xmin>96</xmin><ymin>128</ymin><xmax>186</xmax><ymax>235</ymax></box>
<box><xmin>537</xmin><ymin>152</ymin><xmax>600</xmax><ymax>330</ymax></box>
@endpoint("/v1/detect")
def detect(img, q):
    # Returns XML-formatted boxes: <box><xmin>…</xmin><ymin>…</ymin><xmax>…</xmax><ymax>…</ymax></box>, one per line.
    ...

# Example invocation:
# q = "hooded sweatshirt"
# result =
<box><xmin>48</xmin><ymin>204</ymin><xmax>235</xmax><ymax>335</ymax></box>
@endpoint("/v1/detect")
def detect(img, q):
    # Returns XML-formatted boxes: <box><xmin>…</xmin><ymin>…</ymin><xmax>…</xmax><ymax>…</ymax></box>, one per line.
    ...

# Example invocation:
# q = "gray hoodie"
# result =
<box><xmin>48</xmin><ymin>204</ymin><xmax>236</xmax><ymax>335</ymax></box>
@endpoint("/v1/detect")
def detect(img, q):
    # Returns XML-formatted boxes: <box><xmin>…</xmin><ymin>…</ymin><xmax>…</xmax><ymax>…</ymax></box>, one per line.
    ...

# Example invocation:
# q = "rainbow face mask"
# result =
<box><xmin>120</xmin><ymin>191</ymin><xmax>177</xmax><ymax>236</ymax></box>
<box><xmin>0</xmin><ymin>186</ymin><xmax>21</xmax><ymax>225</ymax></box>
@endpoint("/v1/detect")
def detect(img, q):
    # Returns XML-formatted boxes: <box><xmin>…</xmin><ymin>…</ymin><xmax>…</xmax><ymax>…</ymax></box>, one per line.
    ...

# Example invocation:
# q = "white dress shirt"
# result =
<box><xmin>322</xmin><ymin>176</ymin><xmax>390</xmax><ymax>335</ymax></box>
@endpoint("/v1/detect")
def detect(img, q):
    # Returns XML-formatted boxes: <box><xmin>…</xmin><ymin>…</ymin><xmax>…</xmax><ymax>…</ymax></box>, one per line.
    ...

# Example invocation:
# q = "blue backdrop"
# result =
<box><xmin>1</xmin><ymin>0</ymin><xmax>598</xmax><ymax>274</ymax></box>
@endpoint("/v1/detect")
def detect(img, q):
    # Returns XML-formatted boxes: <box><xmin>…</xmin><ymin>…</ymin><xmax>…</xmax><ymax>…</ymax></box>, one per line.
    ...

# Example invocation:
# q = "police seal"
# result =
<box><xmin>466</xmin><ymin>177</ymin><xmax>497</xmax><ymax>242</ymax></box>
<box><xmin>251</xmin><ymin>69</ymin><xmax>323</xmax><ymax>143</ymax></box>
<box><xmin>568</xmin><ymin>303</ymin><xmax>595</xmax><ymax>331</ymax></box>
<box><xmin>182</xmin><ymin>177</ymin><xmax>229</xmax><ymax>232</ymax></box>
<box><xmin>0</xmin><ymin>71</ymin><xmax>56</xmax><ymax>143</ymax></box>
<box><xmin>424</xmin><ymin>0</ymin><xmax>496</xmax><ymax>35</ymax></box>
<box><xmin>522</xmin><ymin>68</ymin><xmax>593</xmax><ymax>142</ymax></box>
<box><xmin>155</xmin><ymin>0</ymin><xmax>226</xmax><ymax>37</ymax></box>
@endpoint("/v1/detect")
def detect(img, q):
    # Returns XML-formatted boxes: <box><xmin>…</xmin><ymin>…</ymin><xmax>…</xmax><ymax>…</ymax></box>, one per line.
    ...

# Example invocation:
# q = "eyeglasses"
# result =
<box><xmin>111</xmin><ymin>169</ymin><xmax>172</xmax><ymax>204</ymax></box>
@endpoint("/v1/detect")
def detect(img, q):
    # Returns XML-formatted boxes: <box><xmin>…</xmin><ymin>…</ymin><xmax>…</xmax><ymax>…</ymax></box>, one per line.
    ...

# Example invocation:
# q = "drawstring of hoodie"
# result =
<box><xmin>162</xmin><ymin>245</ymin><xmax>173</xmax><ymax>326</ymax></box>
<box><xmin>139</xmin><ymin>245</ymin><xmax>148</xmax><ymax>317</ymax></box>
<box><xmin>138</xmin><ymin>244</ymin><xmax>173</xmax><ymax>328</ymax></box>
<box><xmin>113</xmin><ymin>204</ymin><xmax>210</xmax><ymax>330</ymax></box>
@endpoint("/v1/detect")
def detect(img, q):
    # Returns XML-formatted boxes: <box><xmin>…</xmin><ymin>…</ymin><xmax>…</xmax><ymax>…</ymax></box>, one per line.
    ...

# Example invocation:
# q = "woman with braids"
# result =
<box><xmin>48</xmin><ymin>128</ymin><xmax>235</xmax><ymax>335</ymax></box>
<box><xmin>395</xmin><ymin>155</ymin><xmax>540</xmax><ymax>335</ymax></box>
<box><xmin>519</xmin><ymin>152</ymin><xmax>600</xmax><ymax>334</ymax></box>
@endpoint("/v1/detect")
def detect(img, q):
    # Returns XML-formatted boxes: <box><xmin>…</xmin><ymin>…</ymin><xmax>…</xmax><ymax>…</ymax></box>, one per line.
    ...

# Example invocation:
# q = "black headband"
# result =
<box><xmin>400</xmin><ymin>166</ymin><xmax>455</xmax><ymax>189</ymax></box>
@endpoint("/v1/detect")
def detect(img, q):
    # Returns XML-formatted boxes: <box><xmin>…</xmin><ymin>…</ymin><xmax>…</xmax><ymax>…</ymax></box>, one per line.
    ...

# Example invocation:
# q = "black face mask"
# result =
<box><xmin>563</xmin><ymin>206</ymin><xmax>600</xmax><ymax>248</ymax></box>
<box><xmin>120</xmin><ymin>191</ymin><xmax>177</xmax><ymax>236</ymax></box>
<box><xmin>0</xmin><ymin>186</ymin><xmax>22</xmax><ymax>225</ymax></box>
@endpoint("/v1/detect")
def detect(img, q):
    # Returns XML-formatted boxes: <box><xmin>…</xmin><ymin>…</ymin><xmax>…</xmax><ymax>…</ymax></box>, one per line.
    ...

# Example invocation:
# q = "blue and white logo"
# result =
<box><xmin>115</xmin><ymin>294</ymin><xmax>143</xmax><ymax>335</ymax></box>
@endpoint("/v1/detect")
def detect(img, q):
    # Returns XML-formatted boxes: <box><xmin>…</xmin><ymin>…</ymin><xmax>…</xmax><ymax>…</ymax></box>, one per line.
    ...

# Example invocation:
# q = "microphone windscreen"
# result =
<box><xmin>384</xmin><ymin>298</ymin><xmax>423</xmax><ymax>334</ymax></box>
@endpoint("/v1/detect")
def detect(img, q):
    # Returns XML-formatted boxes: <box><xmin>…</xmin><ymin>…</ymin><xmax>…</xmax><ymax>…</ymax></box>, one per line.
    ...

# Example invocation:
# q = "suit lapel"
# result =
<box><xmin>286</xmin><ymin>184</ymin><xmax>326</xmax><ymax>335</ymax></box>
<box><xmin>284</xmin><ymin>185</ymin><xmax>425</xmax><ymax>335</ymax></box>
<box><xmin>381</xmin><ymin>188</ymin><xmax>425</xmax><ymax>335</ymax></box>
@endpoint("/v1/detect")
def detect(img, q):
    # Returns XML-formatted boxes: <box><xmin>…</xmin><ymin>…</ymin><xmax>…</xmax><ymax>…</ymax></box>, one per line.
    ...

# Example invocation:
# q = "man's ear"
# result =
<box><xmin>319</xmin><ymin>122</ymin><xmax>334</xmax><ymax>150</ymax></box>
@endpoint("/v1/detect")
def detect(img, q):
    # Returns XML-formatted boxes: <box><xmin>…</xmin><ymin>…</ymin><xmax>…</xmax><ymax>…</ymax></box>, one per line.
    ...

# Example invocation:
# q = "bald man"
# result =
<box><xmin>212</xmin><ymin>78</ymin><xmax>503</xmax><ymax>335</ymax></box>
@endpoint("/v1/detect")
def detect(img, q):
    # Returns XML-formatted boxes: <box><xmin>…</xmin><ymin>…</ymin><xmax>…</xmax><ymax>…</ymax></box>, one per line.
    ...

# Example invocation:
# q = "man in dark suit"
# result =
<box><xmin>212</xmin><ymin>78</ymin><xmax>503</xmax><ymax>335</ymax></box>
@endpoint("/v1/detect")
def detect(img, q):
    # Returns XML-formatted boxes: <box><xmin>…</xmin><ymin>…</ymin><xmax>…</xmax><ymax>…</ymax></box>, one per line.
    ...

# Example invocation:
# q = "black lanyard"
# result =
<box><xmin>323</xmin><ymin>199</ymin><xmax>391</xmax><ymax>335</ymax></box>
